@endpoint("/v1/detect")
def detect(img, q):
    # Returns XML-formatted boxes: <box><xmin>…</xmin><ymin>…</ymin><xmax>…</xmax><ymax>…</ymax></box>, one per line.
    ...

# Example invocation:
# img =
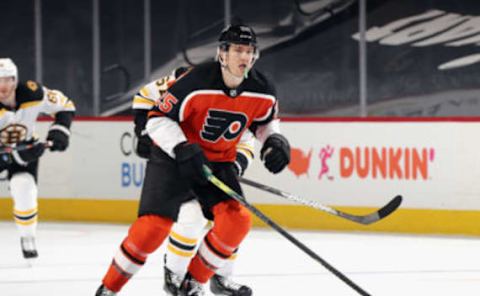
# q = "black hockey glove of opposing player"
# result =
<box><xmin>174</xmin><ymin>142</ymin><xmax>209</xmax><ymax>186</ymax></box>
<box><xmin>47</xmin><ymin>126</ymin><xmax>70</xmax><ymax>151</ymax></box>
<box><xmin>136</xmin><ymin>134</ymin><xmax>152</xmax><ymax>159</ymax></box>
<box><xmin>13</xmin><ymin>142</ymin><xmax>45</xmax><ymax>164</ymax></box>
<box><xmin>260</xmin><ymin>133</ymin><xmax>290</xmax><ymax>174</ymax></box>
<box><xmin>233</xmin><ymin>152</ymin><xmax>249</xmax><ymax>176</ymax></box>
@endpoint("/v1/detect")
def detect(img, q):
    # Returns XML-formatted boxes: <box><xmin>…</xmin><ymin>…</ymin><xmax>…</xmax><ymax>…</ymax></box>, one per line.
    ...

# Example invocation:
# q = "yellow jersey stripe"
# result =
<box><xmin>133</xmin><ymin>96</ymin><xmax>155</xmax><ymax>106</ymax></box>
<box><xmin>237</xmin><ymin>147</ymin><xmax>254</xmax><ymax>159</ymax></box>
<box><xmin>139</xmin><ymin>88</ymin><xmax>151</xmax><ymax>98</ymax></box>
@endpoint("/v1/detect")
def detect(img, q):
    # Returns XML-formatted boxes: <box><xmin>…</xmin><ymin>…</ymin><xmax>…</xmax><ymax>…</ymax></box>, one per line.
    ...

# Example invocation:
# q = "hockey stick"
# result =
<box><xmin>239</xmin><ymin>177</ymin><xmax>402</xmax><ymax>225</ymax></box>
<box><xmin>0</xmin><ymin>141</ymin><xmax>53</xmax><ymax>154</ymax></box>
<box><xmin>203</xmin><ymin>165</ymin><xmax>371</xmax><ymax>296</ymax></box>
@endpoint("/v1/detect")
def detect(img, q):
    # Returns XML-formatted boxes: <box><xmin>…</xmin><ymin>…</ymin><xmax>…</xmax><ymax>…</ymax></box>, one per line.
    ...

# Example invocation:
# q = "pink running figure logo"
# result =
<box><xmin>318</xmin><ymin>145</ymin><xmax>334</xmax><ymax>180</ymax></box>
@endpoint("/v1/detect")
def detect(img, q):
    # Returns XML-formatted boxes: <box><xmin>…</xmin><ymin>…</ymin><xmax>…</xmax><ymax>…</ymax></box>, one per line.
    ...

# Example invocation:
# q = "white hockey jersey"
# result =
<box><xmin>0</xmin><ymin>80</ymin><xmax>75</xmax><ymax>145</ymax></box>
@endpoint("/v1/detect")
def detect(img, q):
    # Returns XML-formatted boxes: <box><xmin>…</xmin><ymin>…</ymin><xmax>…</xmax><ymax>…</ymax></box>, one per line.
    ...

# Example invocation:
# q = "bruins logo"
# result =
<box><xmin>0</xmin><ymin>124</ymin><xmax>28</xmax><ymax>145</ymax></box>
<box><xmin>26</xmin><ymin>80</ymin><xmax>38</xmax><ymax>92</ymax></box>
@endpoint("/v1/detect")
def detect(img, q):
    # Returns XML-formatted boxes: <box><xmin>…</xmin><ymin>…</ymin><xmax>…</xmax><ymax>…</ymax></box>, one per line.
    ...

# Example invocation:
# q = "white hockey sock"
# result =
<box><xmin>10</xmin><ymin>173</ymin><xmax>38</xmax><ymax>238</ymax></box>
<box><xmin>215</xmin><ymin>249</ymin><xmax>238</xmax><ymax>277</ymax></box>
<box><xmin>165</xmin><ymin>200</ymin><xmax>208</xmax><ymax>277</ymax></box>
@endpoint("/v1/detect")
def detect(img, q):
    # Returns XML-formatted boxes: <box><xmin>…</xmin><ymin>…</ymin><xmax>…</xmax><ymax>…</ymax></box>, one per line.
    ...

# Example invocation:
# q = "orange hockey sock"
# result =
<box><xmin>188</xmin><ymin>200</ymin><xmax>251</xmax><ymax>283</ymax></box>
<box><xmin>102</xmin><ymin>214</ymin><xmax>173</xmax><ymax>292</ymax></box>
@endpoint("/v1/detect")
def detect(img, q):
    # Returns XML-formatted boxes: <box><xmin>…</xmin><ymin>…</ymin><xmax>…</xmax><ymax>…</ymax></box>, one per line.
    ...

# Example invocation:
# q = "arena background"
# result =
<box><xmin>1</xmin><ymin>0</ymin><xmax>480</xmax><ymax>236</ymax></box>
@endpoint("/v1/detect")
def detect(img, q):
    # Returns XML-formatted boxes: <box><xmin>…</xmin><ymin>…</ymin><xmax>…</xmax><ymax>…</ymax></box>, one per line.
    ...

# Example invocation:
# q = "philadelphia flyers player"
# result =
<box><xmin>0</xmin><ymin>58</ymin><xmax>75</xmax><ymax>261</ymax></box>
<box><xmin>96</xmin><ymin>24</ymin><xmax>290</xmax><ymax>296</ymax></box>
<box><xmin>132</xmin><ymin>67</ymin><xmax>255</xmax><ymax>295</ymax></box>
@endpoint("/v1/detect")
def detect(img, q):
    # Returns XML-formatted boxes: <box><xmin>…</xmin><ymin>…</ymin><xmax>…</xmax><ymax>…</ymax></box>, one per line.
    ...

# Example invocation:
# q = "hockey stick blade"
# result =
<box><xmin>239</xmin><ymin>176</ymin><xmax>402</xmax><ymax>225</ymax></box>
<box><xmin>335</xmin><ymin>195</ymin><xmax>402</xmax><ymax>225</ymax></box>
<box><xmin>203</xmin><ymin>166</ymin><xmax>371</xmax><ymax>296</ymax></box>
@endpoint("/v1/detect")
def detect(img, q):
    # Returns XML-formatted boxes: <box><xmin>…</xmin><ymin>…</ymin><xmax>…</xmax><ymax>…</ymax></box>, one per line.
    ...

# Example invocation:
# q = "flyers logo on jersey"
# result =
<box><xmin>201</xmin><ymin>110</ymin><xmax>248</xmax><ymax>142</ymax></box>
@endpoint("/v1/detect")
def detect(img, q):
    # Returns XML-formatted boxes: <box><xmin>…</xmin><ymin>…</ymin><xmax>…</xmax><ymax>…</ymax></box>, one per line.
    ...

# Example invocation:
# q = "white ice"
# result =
<box><xmin>0</xmin><ymin>221</ymin><xmax>479</xmax><ymax>296</ymax></box>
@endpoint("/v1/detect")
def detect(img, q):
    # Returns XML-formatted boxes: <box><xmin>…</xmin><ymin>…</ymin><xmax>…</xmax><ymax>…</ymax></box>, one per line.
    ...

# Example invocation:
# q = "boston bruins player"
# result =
<box><xmin>0</xmin><ymin>58</ymin><xmax>75</xmax><ymax>260</ymax></box>
<box><xmin>132</xmin><ymin>67</ymin><xmax>254</xmax><ymax>296</ymax></box>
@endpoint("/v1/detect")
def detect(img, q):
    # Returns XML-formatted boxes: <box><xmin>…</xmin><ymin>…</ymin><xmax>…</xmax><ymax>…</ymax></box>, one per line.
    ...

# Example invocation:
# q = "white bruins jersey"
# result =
<box><xmin>0</xmin><ymin>80</ymin><xmax>75</xmax><ymax>145</ymax></box>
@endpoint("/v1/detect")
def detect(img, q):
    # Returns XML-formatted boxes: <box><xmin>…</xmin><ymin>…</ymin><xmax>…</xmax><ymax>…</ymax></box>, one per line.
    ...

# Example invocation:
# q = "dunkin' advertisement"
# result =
<box><xmin>0</xmin><ymin>119</ymin><xmax>479</xmax><ymax>212</ymax></box>
<box><xmin>243</xmin><ymin>120</ymin><xmax>480</xmax><ymax>210</ymax></box>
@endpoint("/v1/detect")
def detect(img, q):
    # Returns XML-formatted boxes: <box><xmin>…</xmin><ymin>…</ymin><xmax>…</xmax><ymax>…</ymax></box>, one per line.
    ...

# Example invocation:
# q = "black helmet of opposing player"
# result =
<box><xmin>217</xmin><ymin>24</ymin><xmax>260</xmax><ymax>66</ymax></box>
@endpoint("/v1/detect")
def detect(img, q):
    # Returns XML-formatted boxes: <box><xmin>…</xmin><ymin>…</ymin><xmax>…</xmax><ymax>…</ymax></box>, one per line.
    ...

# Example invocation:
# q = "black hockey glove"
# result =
<box><xmin>260</xmin><ymin>133</ymin><xmax>290</xmax><ymax>174</ymax></box>
<box><xmin>47</xmin><ymin>126</ymin><xmax>70</xmax><ymax>151</ymax></box>
<box><xmin>233</xmin><ymin>152</ymin><xmax>249</xmax><ymax>176</ymax></box>
<box><xmin>13</xmin><ymin>142</ymin><xmax>45</xmax><ymax>164</ymax></box>
<box><xmin>174</xmin><ymin>142</ymin><xmax>209</xmax><ymax>186</ymax></box>
<box><xmin>136</xmin><ymin>134</ymin><xmax>152</xmax><ymax>159</ymax></box>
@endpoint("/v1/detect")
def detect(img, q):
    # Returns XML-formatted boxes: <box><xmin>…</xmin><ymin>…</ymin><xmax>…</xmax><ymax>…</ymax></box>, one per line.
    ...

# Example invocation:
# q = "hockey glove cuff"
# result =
<box><xmin>233</xmin><ymin>152</ymin><xmax>249</xmax><ymax>176</ymax></box>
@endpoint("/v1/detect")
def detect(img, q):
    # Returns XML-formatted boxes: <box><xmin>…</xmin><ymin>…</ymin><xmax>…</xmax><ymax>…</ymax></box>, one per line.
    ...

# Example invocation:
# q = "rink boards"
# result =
<box><xmin>1</xmin><ymin>117</ymin><xmax>480</xmax><ymax>236</ymax></box>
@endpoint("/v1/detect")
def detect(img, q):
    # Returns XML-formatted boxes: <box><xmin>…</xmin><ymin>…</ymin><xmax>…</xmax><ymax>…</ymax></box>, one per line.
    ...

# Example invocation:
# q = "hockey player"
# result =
<box><xmin>132</xmin><ymin>67</ymin><xmax>254</xmax><ymax>296</ymax></box>
<box><xmin>96</xmin><ymin>24</ymin><xmax>290</xmax><ymax>296</ymax></box>
<box><xmin>0</xmin><ymin>58</ymin><xmax>75</xmax><ymax>260</ymax></box>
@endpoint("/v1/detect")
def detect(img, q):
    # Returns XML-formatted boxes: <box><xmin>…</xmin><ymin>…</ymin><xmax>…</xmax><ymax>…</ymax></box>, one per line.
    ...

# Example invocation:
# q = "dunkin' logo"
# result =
<box><xmin>340</xmin><ymin>147</ymin><xmax>435</xmax><ymax>180</ymax></box>
<box><xmin>287</xmin><ymin>145</ymin><xmax>435</xmax><ymax>181</ymax></box>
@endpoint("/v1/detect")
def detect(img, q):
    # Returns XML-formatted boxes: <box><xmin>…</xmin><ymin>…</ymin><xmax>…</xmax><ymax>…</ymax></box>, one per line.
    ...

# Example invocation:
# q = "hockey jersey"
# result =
<box><xmin>0</xmin><ymin>80</ymin><xmax>75</xmax><ymax>145</ymax></box>
<box><xmin>147</xmin><ymin>61</ymin><xmax>277</xmax><ymax>162</ymax></box>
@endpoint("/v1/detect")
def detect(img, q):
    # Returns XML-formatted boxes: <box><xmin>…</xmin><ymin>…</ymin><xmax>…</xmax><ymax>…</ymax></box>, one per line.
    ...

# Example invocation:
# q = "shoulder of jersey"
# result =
<box><xmin>246</xmin><ymin>68</ymin><xmax>276</xmax><ymax>96</ymax></box>
<box><xmin>170</xmin><ymin>61</ymin><xmax>219</xmax><ymax>93</ymax></box>
<box><xmin>16</xmin><ymin>80</ymin><xmax>44</xmax><ymax>104</ymax></box>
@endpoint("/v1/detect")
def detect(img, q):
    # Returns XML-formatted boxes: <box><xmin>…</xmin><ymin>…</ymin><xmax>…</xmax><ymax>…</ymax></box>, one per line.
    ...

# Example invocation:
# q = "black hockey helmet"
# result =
<box><xmin>218</xmin><ymin>24</ymin><xmax>257</xmax><ymax>48</ymax></box>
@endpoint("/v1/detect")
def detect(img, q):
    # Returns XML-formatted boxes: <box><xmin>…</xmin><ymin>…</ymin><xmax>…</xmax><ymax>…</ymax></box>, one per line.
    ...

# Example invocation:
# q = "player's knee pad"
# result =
<box><xmin>177</xmin><ymin>199</ymin><xmax>208</xmax><ymax>227</ymax></box>
<box><xmin>211</xmin><ymin>200</ymin><xmax>252</xmax><ymax>248</ymax></box>
<box><xmin>173</xmin><ymin>199</ymin><xmax>208</xmax><ymax>237</ymax></box>
<box><xmin>10</xmin><ymin>172</ymin><xmax>37</xmax><ymax>210</ymax></box>
<box><xmin>126</xmin><ymin>214</ymin><xmax>173</xmax><ymax>256</ymax></box>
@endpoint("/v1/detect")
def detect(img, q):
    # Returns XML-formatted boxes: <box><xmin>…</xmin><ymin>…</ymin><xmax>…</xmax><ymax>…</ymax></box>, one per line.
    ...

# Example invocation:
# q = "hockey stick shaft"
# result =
<box><xmin>0</xmin><ymin>141</ymin><xmax>53</xmax><ymax>154</ymax></box>
<box><xmin>239</xmin><ymin>176</ymin><xmax>402</xmax><ymax>225</ymax></box>
<box><xmin>203</xmin><ymin>166</ymin><xmax>371</xmax><ymax>296</ymax></box>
